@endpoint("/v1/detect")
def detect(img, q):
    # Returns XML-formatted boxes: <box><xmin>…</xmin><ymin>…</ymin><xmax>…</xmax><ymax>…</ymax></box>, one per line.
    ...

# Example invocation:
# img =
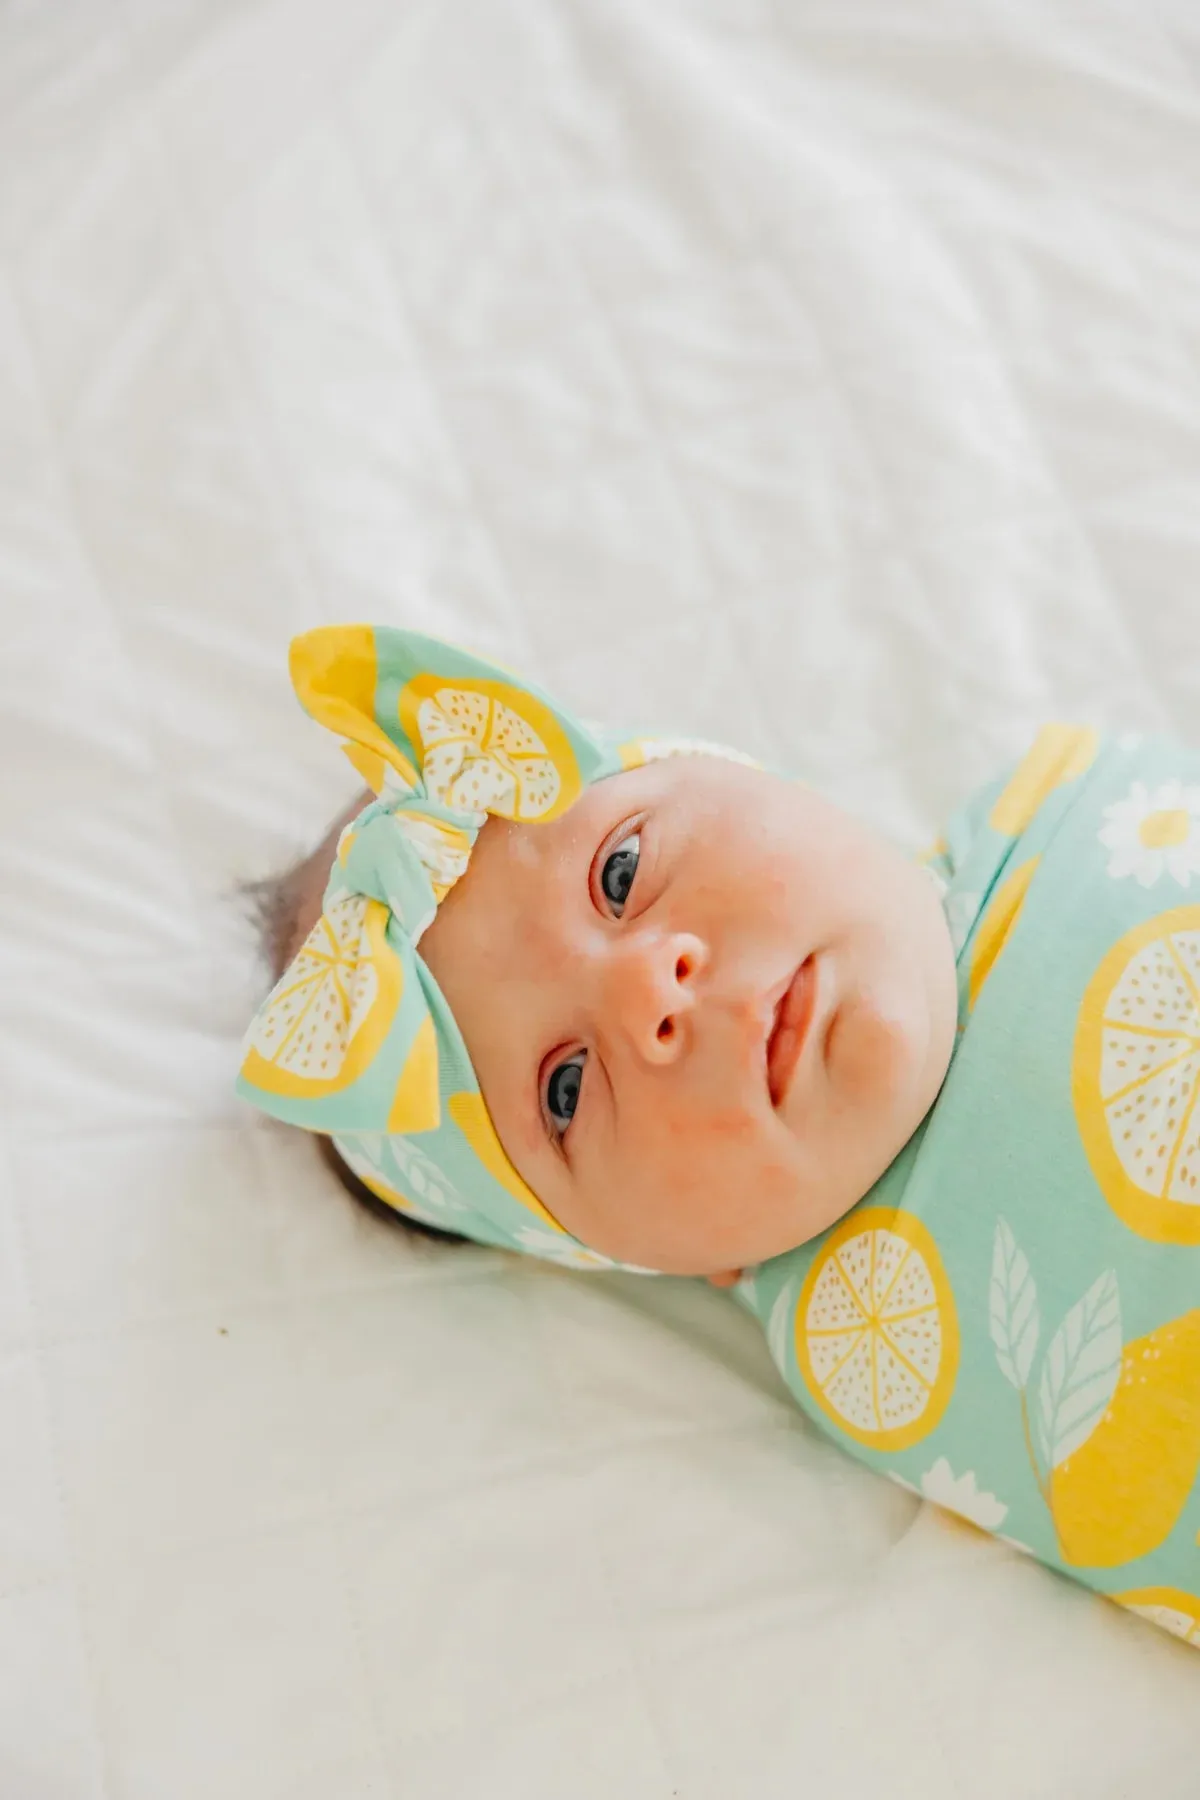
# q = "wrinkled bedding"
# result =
<box><xmin>3</xmin><ymin>2</ymin><xmax>1200</xmax><ymax>1795</ymax></box>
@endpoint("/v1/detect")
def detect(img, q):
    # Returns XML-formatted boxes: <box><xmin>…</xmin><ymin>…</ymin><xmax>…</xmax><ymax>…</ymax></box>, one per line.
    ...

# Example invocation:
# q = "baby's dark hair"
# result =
<box><xmin>242</xmin><ymin>795</ymin><xmax>464</xmax><ymax>1247</ymax></box>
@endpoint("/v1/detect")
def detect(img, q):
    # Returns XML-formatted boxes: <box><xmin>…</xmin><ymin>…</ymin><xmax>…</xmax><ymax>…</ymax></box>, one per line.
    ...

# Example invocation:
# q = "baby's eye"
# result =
<box><xmin>600</xmin><ymin>832</ymin><xmax>640</xmax><ymax>917</ymax></box>
<box><xmin>545</xmin><ymin>1051</ymin><xmax>586</xmax><ymax>1137</ymax></box>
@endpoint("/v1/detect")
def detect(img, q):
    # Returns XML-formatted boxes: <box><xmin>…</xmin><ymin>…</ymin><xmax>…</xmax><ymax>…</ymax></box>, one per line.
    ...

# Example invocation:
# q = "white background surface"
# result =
<box><xmin>3</xmin><ymin>1</ymin><xmax>1200</xmax><ymax>1795</ymax></box>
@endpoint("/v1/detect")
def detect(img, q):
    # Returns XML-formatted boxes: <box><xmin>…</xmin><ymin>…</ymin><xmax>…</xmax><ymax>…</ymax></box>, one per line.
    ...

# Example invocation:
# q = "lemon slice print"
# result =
<box><xmin>795</xmin><ymin>1207</ymin><xmax>959</xmax><ymax>1452</ymax></box>
<box><xmin>241</xmin><ymin>894</ymin><xmax>402</xmax><ymax>1099</ymax></box>
<box><xmin>1112</xmin><ymin>1586</ymin><xmax>1200</xmax><ymax>1647</ymax></box>
<box><xmin>1050</xmin><ymin>1310</ymin><xmax>1200</xmax><ymax>1567</ymax></box>
<box><xmin>399</xmin><ymin>673</ymin><xmax>582</xmax><ymax>822</ymax></box>
<box><xmin>1073</xmin><ymin>906</ymin><xmax>1200</xmax><ymax>1243</ymax></box>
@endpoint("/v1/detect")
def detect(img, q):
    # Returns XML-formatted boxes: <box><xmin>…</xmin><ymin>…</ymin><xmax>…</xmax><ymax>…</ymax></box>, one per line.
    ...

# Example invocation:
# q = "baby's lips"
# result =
<box><xmin>766</xmin><ymin>955</ymin><xmax>819</xmax><ymax>1107</ymax></box>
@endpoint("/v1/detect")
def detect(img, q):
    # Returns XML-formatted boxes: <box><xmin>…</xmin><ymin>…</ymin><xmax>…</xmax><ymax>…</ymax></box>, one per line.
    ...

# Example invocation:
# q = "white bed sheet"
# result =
<box><xmin>3</xmin><ymin>1</ymin><xmax>1200</xmax><ymax>1794</ymax></box>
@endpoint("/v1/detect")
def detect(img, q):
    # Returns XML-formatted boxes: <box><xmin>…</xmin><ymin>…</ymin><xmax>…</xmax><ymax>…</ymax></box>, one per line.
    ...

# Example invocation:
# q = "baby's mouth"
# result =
<box><xmin>766</xmin><ymin>955</ymin><xmax>818</xmax><ymax>1107</ymax></box>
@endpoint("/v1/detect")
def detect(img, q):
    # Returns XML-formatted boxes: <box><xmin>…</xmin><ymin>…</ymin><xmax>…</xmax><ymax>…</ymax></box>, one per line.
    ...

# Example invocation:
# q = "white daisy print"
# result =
<box><xmin>1099</xmin><ymin>780</ymin><xmax>1200</xmax><ymax>889</ymax></box>
<box><xmin>919</xmin><ymin>1458</ymin><xmax>1008</xmax><ymax>1530</ymax></box>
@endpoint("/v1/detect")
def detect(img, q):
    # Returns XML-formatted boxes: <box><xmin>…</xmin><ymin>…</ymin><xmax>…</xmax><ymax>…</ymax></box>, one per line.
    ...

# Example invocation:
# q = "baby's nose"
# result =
<box><xmin>608</xmin><ymin>930</ymin><xmax>707</xmax><ymax>1064</ymax></box>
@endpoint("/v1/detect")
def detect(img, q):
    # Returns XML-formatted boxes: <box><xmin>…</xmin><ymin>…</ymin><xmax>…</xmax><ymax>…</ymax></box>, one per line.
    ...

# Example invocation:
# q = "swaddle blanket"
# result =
<box><xmin>239</xmin><ymin>632</ymin><xmax>1200</xmax><ymax>1649</ymax></box>
<box><xmin>738</xmin><ymin>727</ymin><xmax>1200</xmax><ymax>1648</ymax></box>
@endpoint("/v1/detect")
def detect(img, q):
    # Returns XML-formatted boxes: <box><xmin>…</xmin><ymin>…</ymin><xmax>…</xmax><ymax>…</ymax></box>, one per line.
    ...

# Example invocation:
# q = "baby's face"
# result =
<box><xmin>421</xmin><ymin>755</ymin><xmax>958</xmax><ymax>1279</ymax></box>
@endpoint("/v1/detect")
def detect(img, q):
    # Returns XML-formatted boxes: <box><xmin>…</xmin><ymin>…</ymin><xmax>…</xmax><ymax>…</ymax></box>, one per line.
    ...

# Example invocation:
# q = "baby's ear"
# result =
<box><xmin>705</xmin><ymin>1269</ymin><xmax>743</xmax><ymax>1289</ymax></box>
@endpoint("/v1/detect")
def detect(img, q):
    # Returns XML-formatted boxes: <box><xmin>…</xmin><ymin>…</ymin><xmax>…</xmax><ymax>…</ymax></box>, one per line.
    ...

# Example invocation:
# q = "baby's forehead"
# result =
<box><xmin>481</xmin><ymin>751</ymin><xmax>752</xmax><ymax>866</ymax></box>
<box><xmin>487</xmin><ymin>758</ymin><xmax>654</xmax><ymax>851</ymax></box>
<box><xmin>429</xmin><ymin>760</ymin><xmax>668</xmax><ymax>946</ymax></box>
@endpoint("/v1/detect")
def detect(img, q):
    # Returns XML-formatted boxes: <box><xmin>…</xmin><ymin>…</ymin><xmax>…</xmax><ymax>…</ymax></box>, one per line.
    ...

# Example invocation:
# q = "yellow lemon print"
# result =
<box><xmin>290</xmin><ymin>627</ymin><xmax>419</xmax><ymax>793</ymax></box>
<box><xmin>1049</xmin><ymin>1310</ymin><xmax>1200</xmax><ymax>1567</ymax></box>
<box><xmin>1111</xmin><ymin>1586</ymin><xmax>1200</xmax><ymax>1647</ymax></box>
<box><xmin>241</xmin><ymin>895</ymin><xmax>401</xmax><ymax>1099</ymax></box>
<box><xmin>795</xmin><ymin>1207</ymin><xmax>959</xmax><ymax>1452</ymax></box>
<box><xmin>448</xmin><ymin>1091</ymin><xmax>565</xmax><ymax>1232</ymax></box>
<box><xmin>1074</xmin><ymin>906</ymin><xmax>1200</xmax><ymax>1244</ymax></box>
<box><xmin>989</xmin><ymin>724</ymin><xmax>1098</xmax><ymax>836</ymax></box>
<box><xmin>387</xmin><ymin>1012</ymin><xmax>440</xmax><ymax>1134</ymax></box>
<box><xmin>341</xmin><ymin>743</ymin><xmax>391</xmax><ymax>796</ymax></box>
<box><xmin>399</xmin><ymin>673</ymin><xmax>582</xmax><ymax>822</ymax></box>
<box><xmin>969</xmin><ymin>856</ymin><xmax>1040</xmax><ymax>1009</ymax></box>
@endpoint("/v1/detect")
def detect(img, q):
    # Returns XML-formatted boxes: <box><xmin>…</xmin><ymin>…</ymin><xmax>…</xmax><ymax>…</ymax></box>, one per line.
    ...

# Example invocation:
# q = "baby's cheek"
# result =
<box><xmin>662</xmin><ymin>1105</ymin><xmax>770</xmax><ymax>1211</ymax></box>
<box><xmin>652</xmin><ymin>1099</ymin><xmax>758</xmax><ymax>1156</ymax></box>
<box><xmin>701</xmin><ymin>1105</ymin><xmax>759</xmax><ymax>1141</ymax></box>
<box><xmin>828</xmin><ymin>980</ymin><xmax>913</xmax><ymax>1099</ymax></box>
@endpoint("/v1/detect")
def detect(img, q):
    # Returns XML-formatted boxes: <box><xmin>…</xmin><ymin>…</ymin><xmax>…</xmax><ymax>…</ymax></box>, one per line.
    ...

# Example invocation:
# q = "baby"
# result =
<box><xmin>241</xmin><ymin>624</ymin><xmax>1200</xmax><ymax>1654</ymax></box>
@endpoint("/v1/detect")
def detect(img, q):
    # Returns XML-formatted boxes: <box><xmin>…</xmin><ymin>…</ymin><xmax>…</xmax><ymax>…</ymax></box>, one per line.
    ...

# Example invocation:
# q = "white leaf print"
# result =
<box><xmin>1036</xmin><ymin>1270</ymin><xmax>1123</xmax><ymax>1470</ymax></box>
<box><xmin>767</xmin><ymin>1283</ymin><xmax>795</xmax><ymax>1376</ymax></box>
<box><xmin>920</xmin><ymin>1458</ymin><xmax>1009</xmax><ymax>1530</ymax></box>
<box><xmin>989</xmin><ymin>1218</ymin><xmax>1040</xmax><ymax>1391</ymax></box>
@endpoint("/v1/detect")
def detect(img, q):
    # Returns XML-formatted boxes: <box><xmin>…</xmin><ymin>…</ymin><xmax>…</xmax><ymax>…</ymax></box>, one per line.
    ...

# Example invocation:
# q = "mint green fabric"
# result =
<box><xmin>735</xmin><ymin>728</ymin><xmax>1200</xmax><ymax>1641</ymax></box>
